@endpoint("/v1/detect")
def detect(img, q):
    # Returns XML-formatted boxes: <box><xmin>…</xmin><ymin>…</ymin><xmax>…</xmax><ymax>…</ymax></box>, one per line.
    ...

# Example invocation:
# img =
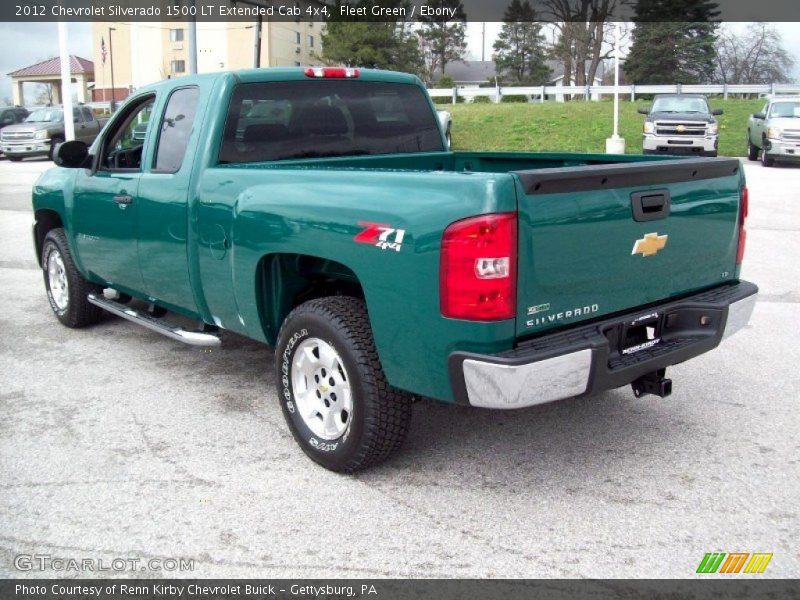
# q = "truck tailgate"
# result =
<box><xmin>512</xmin><ymin>158</ymin><xmax>744</xmax><ymax>337</ymax></box>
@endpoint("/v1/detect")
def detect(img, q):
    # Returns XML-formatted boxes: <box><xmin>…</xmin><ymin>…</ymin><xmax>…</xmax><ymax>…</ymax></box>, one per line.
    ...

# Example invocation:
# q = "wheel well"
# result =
<box><xmin>256</xmin><ymin>253</ymin><xmax>364</xmax><ymax>343</ymax></box>
<box><xmin>33</xmin><ymin>209</ymin><xmax>63</xmax><ymax>266</ymax></box>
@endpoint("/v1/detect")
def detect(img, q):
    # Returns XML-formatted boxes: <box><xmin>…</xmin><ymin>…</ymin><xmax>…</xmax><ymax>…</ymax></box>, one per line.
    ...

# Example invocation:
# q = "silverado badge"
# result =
<box><xmin>676</xmin><ymin>124</ymin><xmax>687</xmax><ymax>132</ymax></box>
<box><xmin>632</xmin><ymin>232</ymin><xmax>668</xmax><ymax>257</ymax></box>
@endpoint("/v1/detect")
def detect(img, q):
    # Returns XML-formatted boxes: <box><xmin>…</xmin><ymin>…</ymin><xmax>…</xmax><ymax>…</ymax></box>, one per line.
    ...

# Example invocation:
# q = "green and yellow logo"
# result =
<box><xmin>697</xmin><ymin>552</ymin><xmax>773</xmax><ymax>574</ymax></box>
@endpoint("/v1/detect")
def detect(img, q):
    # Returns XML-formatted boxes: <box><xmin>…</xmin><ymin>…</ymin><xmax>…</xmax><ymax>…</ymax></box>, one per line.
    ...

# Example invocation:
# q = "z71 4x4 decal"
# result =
<box><xmin>354</xmin><ymin>222</ymin><xmax>406</xmax><ymax>252</ymax></box>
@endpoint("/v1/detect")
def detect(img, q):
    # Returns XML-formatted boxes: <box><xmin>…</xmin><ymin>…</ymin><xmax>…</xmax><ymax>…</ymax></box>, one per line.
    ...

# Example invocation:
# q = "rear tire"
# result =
<box><xmin>7</xmin><ymin>155</ymin><xmax>22</xmax><ymax>162</ymax></box>
<box><xmin>41</xmin><ymin>228</ymin><xmax>103</xmax><ymax>328</ymax></box>
<box><xmin>275</xmin><ymin>296</ymin><xmax>412</xmax><ymax>472</ymax></box>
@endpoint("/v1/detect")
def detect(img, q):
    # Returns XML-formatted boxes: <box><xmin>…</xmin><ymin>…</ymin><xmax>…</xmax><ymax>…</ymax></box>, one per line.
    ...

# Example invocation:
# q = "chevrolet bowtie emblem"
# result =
<box><xmin>632</xmin><ymin>232</ymin><xmax>668</xmax><ymax>257</ymax></box>
<box><xmin>676</xmin><ymin>125</ymin><xmax>687</xmax><ymax>132</ymax></box>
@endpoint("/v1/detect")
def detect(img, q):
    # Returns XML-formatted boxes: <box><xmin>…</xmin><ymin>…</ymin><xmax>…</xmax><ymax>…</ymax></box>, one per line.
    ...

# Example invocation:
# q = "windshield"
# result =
<box><xmin>770</xmin><ymin>102</ymin><xmax>800</xmax><ymax>118</ymax></box>
<box><xmin>26</xmin><ymin>109</ymin><xmax>63</xmax><ymax>123</ymax></box>
<box><xmin>651</xmin><ymin>97</ymin><xmax>710</xmax><ymax>114</ymax></box>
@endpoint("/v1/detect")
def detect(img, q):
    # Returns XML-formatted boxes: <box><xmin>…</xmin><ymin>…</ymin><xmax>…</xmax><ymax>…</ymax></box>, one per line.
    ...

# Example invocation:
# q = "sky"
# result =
<box><xmin>0</xmin><ymin>21</ymin><xmax>798</xmax><ymax>103</ymax></box>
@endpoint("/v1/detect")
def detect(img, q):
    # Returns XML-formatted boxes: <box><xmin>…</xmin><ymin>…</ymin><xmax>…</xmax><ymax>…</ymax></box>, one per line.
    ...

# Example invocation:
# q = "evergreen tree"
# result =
<box><xmin>493</xmin><ymin>0</ymin><xmax>551</xmax><ymax>85</ymax></box>
<box><xmin>418</xmin><ymin>0</ymin><xmax>467</xmax><ymax>82</ymax></box>
<box><xmin>625</xmin><ymin>0</ymin><xmax>720</xmax><ymax>84</ymax></box>
<box><xmin>320</xmin><ymin>1</ymin><xmax>424</xmax><ymax>75</ymax></box>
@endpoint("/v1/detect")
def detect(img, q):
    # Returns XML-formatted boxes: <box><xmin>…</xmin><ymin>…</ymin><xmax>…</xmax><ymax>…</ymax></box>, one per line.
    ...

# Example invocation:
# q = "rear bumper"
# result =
<box><xmin>449</xmin><ymin>281</ymin><xmax>758</xmax><ymax>409</ymax></box>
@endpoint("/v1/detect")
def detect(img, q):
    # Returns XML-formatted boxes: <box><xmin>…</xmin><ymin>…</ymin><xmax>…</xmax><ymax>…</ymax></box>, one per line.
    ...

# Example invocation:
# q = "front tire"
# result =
<box><xmin>7</xmin><ymin>155</ymin><xmax>22</xmax><ymax>162</ymax></box>
<box><xmin>48</xmin><ymin>137</ymin><xmax>64</xmax><ymax>162</ymax></box>
<box><xmin>42</xmin><ymin>228</ymin><xmax>103</xmax><ymax>328</ymax></box>
<box><xmin>761</xmin><ymin>137</ymin><xmax>775</xmax><ymax>167</ymax></box>
<box><xmin>747</xmin><ymin>134</ymin><xmax>759</xmax><ymax>161</ymax></box>
<box><xmin>275</xmin><ymin>296</ymin><xmax>412</xmax><ymax>472</ymax></box>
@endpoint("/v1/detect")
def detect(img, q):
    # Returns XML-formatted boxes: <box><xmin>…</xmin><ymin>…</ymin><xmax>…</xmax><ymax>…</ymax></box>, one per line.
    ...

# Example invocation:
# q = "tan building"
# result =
<box><xmin>91</xmin><ymin>19</ymin><xmax>322</xmax><ymax>102</ymax></box>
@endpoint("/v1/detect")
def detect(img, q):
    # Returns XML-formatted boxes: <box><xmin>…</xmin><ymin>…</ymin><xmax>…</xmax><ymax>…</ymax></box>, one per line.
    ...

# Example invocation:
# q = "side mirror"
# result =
<box><xmin>711</xmin><ymin>108</ymin><xmax>723</xmax><ymax>116</ymax></box>
<box><xmin>637</xmin><ymin>106</ymin><xmax>650</xmax><ymax>115</ymax></box>
<box><xmin>54</xmin><ymin>140</ymin><xmax>90</xmax><ymax>168</ymax></box>
<box><xmin>753</xmin><ymin>112</ymin><xmax>766</xmax><ymax>120</ymax></box>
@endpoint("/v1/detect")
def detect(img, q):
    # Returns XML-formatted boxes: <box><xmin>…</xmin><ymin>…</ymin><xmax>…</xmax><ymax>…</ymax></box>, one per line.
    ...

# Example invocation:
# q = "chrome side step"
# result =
<box><xmin>87</xmin><ymin>293</ymin><xmax>221</xmax><ymax>347</ymax></box>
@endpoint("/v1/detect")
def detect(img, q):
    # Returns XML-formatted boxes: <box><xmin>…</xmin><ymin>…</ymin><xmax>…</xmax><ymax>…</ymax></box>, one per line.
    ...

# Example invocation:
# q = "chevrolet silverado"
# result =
<box><xmin>32</xmin><ymin>67</ymin><xmax>757</xmax><ymax>471</ymax></box>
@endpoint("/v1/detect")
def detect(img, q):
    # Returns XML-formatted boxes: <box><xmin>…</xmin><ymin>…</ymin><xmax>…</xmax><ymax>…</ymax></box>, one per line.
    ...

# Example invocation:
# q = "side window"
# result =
<box><xmin>72</xmin><ymin>108</ymin><xmax>83</xmax><ymax>123</ymax></box>
<box><xmin>82</xmin><ymin>107</ymin><xmax>94</xmax><ymax>122</ymax></box>
<box><xmin>154</xmin><ymin>87</ymin><xmax>199</xmax><ymax>173</ymax></box>
<box><xmin>99</xmin><ymin>96</ymin><xmax>156</xmax><ymax>171</ymax></box>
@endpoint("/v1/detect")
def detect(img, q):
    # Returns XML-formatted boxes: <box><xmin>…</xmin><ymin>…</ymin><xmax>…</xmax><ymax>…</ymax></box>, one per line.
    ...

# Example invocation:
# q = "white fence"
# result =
<box><xmin>428</xmin><ymin>83</ymin><xmax>800</xmax><ymax>103</ymax></box>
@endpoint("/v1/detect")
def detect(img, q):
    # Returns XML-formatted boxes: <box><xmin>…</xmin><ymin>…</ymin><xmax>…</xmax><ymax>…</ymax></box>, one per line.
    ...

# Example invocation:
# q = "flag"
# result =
<box><xmin>101</xmin><ymin>37</ymin><xmax>107</xmax><ymax>65</ymax></box>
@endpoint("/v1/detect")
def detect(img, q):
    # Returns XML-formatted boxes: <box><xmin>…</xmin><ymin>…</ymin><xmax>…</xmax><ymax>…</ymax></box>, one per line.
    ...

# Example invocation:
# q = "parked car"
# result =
<box><xmin>747</xmin><ymin>96</ymin><xmax>800</xmax><ymax>167</ymax></box>
<box><xmin>0</xmin><ymin>106</ymin><xmax>29</xmax><ymax>159</ymax></box>
<box><xmin>0</xmin><ymin>105</ymin><xmax>102</xmax><ymax>161</ymax></box>
<box><xmin>638</xmin><ymin>94</ymin><xmax>722</xmax><ymax>157</ymax></box>
<box><xmin>437</xmin><ymin>110</ymin><xmax>452</xmax><ymax>148</ymax></box>
<box><xmin>33</xmin><ymin>68</ymin><xmax>756</xmax><ymax>472</ymax></box>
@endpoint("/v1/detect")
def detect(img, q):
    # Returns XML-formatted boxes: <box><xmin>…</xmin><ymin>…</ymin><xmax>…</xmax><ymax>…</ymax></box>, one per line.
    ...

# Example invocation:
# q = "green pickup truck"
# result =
<box><xmin>33</xmin><ymin>67</ymin><xmax>757</xmax><ymax>472</ymax></box>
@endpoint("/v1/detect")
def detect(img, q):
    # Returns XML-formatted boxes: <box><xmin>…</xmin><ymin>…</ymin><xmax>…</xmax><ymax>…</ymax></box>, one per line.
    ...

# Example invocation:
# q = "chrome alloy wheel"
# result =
<box><xmin>47</xmin><ymin>249</ymin><xmax>69</xmax><ymax>312</ymax></box>
<box><xmin>291</xmin><ymin>337</ymin><xmax>353</xmax><ymax>440</ymax></box>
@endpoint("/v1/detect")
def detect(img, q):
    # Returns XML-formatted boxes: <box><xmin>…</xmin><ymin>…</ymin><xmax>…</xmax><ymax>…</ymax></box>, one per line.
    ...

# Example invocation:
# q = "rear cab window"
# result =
<box><xmin>219</xmin><ymin>80</ymin><xmax>443</xmax><ymax>164</ymax></box>
<box><xmin>153</xmin><ymin>86</ymin><xmax>200</xmax><ymax>173</ymax></box>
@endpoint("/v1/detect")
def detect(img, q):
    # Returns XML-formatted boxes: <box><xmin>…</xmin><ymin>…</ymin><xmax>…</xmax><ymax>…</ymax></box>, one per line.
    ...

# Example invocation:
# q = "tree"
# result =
<box><xmin>624</xmin><ymin>0</ymin><xmax>720</xmax><ymax>84</ymax></box>
<box><xmin>35</xmin><ymin>83</ymin><xmax>56</xmax><ymax>106</ymax></box>
<box><xmin>418</xmin><ymin>0</ymin><xmax>467</xmax><ymax>83</ymax></box>
<box><xmin>493</xmin><ymin>0</ymin><xmax>551</xmax><ymax>85</ymax></box>
<box><xmin>544</xmin><ymin>0</ymin><xmax>617</xmax><ymax>88</ymax></box>
<box><xmin>320</xmin><ymin>1</ymin><xmax>423</xmax><ymax>75</ymax></box>
<box><xmin>714</xmin><ymin>23</ymin><xmax>795</xmax><ymax>85</ymax></box>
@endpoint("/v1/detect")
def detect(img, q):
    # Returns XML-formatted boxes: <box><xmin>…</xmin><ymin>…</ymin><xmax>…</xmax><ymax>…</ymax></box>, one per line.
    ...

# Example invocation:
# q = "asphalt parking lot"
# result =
<box><xmin>0</xmin><ymin>155</ymin><xmax>798</xmax><ymax>579</ymax></box>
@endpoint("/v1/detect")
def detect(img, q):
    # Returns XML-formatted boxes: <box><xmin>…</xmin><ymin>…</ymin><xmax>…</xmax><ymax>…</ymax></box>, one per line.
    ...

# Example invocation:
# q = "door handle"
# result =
<box><xmin>114</xmin><ymin>195</ymin><xmax>133</xmax><ymax>206</ymax></box>
<box><xmin>631</xmin><ymin>189</ymin><xmax>671</xmax><ymax>222</ymax></box>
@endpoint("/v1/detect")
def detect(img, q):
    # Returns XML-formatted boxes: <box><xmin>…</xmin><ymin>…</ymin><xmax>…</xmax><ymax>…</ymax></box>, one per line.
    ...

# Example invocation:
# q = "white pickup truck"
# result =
<box><xmin>747</xmin><ymin>96</ymin><xmax>800</xmax><ymax>167</ymax></box>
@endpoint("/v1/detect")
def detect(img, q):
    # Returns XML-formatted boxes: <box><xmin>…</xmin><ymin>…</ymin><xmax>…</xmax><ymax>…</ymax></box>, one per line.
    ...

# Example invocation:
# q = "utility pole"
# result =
<box><xmin>108</xmin><ymin>27</ymin><xmax>116</xmax><ymax>112</ymax></box>
<box><xmin>481</xmin><ymin>23</ymin><xmax>485</xmax><ymax>62</ymax></box>
<box><xmin>253</xmin><ymin>15</ymin><xmax>262</xmax><ymax>68</ymax></box>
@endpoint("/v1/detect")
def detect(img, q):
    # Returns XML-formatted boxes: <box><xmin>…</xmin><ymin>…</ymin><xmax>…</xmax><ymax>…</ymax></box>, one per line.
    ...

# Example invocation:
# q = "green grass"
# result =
<box><xmin>447</xmin><ymin>98</ymin><xmax>763</xmax><ymax>157</ymax></box>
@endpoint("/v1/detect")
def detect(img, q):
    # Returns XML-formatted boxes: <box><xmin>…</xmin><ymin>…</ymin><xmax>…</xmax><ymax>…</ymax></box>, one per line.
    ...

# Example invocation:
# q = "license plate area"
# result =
<box><xmin>620</xmin><ymin>312</ymin><xmax>662</xmax><ymax>355</ymax></box>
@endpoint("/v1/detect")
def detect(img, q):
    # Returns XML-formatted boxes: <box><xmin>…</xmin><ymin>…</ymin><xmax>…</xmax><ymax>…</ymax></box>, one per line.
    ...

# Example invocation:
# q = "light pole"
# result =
<box><xmin>57</xmin><ymin>21</ymin><xmax>75</xmax><ymax>142</ymax></box>
<box><xmin>108</xmin><ymin>27</ymin><xmax>117</xmax><ymax>112</ymax></box>
<box><xmin>605</xmin><ymin>22</ymin><xmax>625</xmax><ymax>154</ymax></box>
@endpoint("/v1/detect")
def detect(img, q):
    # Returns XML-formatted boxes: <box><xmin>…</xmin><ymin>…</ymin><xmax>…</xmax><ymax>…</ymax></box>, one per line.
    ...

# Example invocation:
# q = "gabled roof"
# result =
<box><xmin>8</xmin><ymin>56</ymin><xmax>94</xmax><ymax>78</ymax></box>
<box><xmin>438</xmin><ymin>59</ymin><xmax>604</xmax><ymax>85</ymax></box>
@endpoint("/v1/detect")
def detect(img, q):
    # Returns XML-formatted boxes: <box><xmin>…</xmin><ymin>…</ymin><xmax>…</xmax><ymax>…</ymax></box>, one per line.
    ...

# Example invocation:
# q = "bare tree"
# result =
<box><xmin>714</xmin><ymin>23</ymin><xmax>795</xmax><ymax>85</ymax></box>
<box><xmin>35</xmin><ymin>83</ymin><xmax>56</xmax><ymax>106</ymax></box>
<box><xmin>543</xmin><ymin>0</ymin><xmax>618</xmax><ymax>88</ymax></box>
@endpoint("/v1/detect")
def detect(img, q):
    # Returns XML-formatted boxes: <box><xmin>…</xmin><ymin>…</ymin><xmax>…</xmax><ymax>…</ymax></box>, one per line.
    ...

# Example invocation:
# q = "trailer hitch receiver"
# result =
<box><xmin>632</xmin><ymin>368</ymin><xmax>672</xmax><ymax>398</ymax></box>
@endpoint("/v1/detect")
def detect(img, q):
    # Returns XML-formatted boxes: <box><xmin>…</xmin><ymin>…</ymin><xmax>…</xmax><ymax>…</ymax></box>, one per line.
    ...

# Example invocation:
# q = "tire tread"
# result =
<box><xmin>278</xmin><ymin>296</ymin><xmax>412</xmax><ymax>472</ymax></box>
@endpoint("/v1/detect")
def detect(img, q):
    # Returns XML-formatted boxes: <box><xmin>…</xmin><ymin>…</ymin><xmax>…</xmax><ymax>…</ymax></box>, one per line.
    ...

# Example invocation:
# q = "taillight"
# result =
<box><xmin>304</xmin><ymin>67</ymin><xmax>360</xmax><ymax>79</ymax></box>
<box><xmin>736</xmin><ymin>186</ymin><xmax>748</xmax><ymax>264</ymax></box>
<box><xmin>440</xmin><ymin>213</ymin><xmax>517</xmax><ymax>321</ymax></box>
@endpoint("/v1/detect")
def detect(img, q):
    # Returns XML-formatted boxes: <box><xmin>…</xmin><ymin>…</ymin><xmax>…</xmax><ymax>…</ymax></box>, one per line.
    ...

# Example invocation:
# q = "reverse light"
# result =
<box><xmin>736</xmin><ymin>186</ymin><xmax>748</xmax><ymax>264</ymax></box>
<box><xmin>304</xmin><ymin>67</ymin><xmax>360</xmax><ymax>79</ymax></box>
<box><xmin>440</xmin><ymin>213</ymin><xmax>517</xmax><ymax>321</ymax></box>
